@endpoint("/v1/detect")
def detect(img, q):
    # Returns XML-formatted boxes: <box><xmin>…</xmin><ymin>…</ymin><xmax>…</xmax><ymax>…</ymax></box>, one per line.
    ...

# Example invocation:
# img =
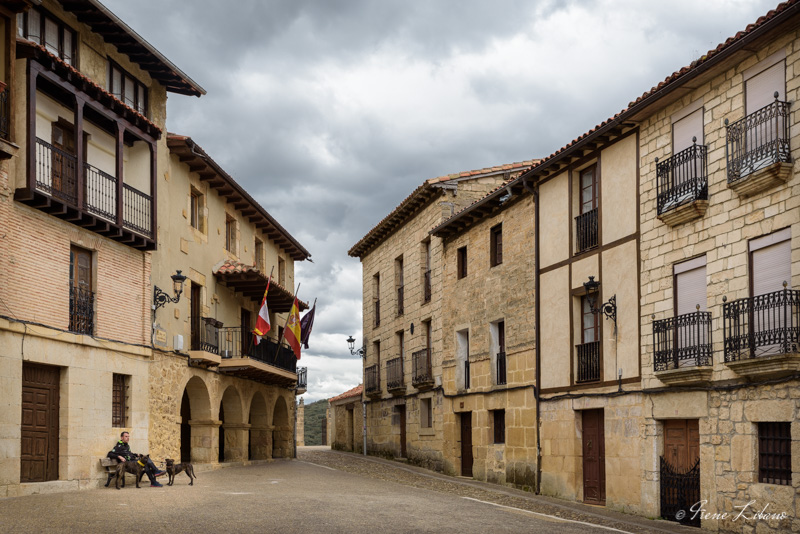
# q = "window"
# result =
<box><xmin>457</xmin><ymin>329</ymin><xmax>470</xmax><ymax>389</ymax></box>
<box><xmin>373</xmin><ymin>273</ymin><xmax>381</xmax><ymax>328</ymax></box>
<box><xmin>422</xmin><ymin>240</ymin><xmax>431</xmax><ymax>303</ymax></box>
<box><xmin>189</xmin><ymin>188</ymin><xmax>204</xmax><ymax>231</ymax></box>
<box><xmin>255</xmin><ymin>239</ymin><xmax>264</xmax><ymax>272</ymax></box>
<box><xmin>492</xmin><ymin>409</ymin><xmax>505</xmax><ymax>444</ymax></box>
<box><xmin>758</xmin><ymin>422</ymin><xmax>791</xmax><ymax>485</ymax></box>
<box><xmin>457</xmin><ymin>246</ymin><xmax>467</xmax><ymax>279</ymax></box>
<box><xmin>373</xmin><ymin>340</ymin><xmax>381</xmax><ymax>369</ymax></box>
<box><xmin>675</xmin><ymin>257</ymin><xmax>707</xmax><ymax>315</ymax></box>
<box><xmin>395</xmin><ymin>256</ymin><xmax>404</xmax><ymax>316</ymax></box>
<box><xmin>225</xmin><ymin>214</ymin><xmax>236</xmax><ymax>254</ymax></box>
<box><xmin>750</xmin><ymin>229</ymin><xmax>791</xmax><ymax>298</ymax></box>
<box><xmin>108</xmin><ymin>61</ymin><xmax>148</xmax><ymax>116</ymax></box>
<box><xmin>69</xmin><ymin>245</ymin><xmax>94</xmax><ymax>335</ymax></box>
<box><xmin>577</xmin><ymin>295</ymin><xmax>600</xmax><ymax>383</ymax></box>
<box><xmin>420</xmin><ymin>398</ymin><xmax>432</xmax><ymax>429</ymax></box>
<box><xmin>18</xmin><ymin>9</ymin><xmax>76</xmax><ymax>65</ymax></box>
<box><xmin>278</xmin><ymin>256</ymin><xmax>286</xmax><ymax>286</ymax></box>
<box><xmin>582</xmin><ymin>296</ymin><xmax>599</xmax><ymax>344</ymax></box>
<box><xmin>112</xmin><ymin>374</ymin><xmax>129</xmax><ymax>427</ymax></box>
<box><xmin>398</xmin><ymin>330</ymin><xmax>405</xmax><ymax>361</ymax></box>
<box><xmin>490</xmin><ymin>224</ymin><xmax>503</xmax><ymax>267</ymax></box>
<box><xmin>576</xmin><ymin>165</ymin><xmax>598</xmax><ymax>253</ymax></box>
<box><xmin>493</xmin><ymin>320</ymin><xmax>506</xmax><ymax>385</ymax></box>
<box><xmin>746</xmin><ymin>59</ymin><xmax>785</xmax><ymax>115</ymax></box>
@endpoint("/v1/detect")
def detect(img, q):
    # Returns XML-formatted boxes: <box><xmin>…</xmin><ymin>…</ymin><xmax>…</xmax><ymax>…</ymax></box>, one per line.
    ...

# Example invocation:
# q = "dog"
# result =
<box><xmin>165</xmin><ymin>458</ymin><xmax>196</xmax><ymax>486</ymax></box>
<box><xmin>115</xmin><ymin>454</ymin><xmax>149</xmax><ymax>489</ymax></box>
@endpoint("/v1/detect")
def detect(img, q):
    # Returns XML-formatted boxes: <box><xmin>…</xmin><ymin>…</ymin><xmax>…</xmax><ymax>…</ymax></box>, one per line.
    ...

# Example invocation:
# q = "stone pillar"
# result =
<box><xmin>221</xmin><ymin>423</ymin><xmax>251</xmax><ymax>462</ymax></box>
<box><xmin>189</xmin><ymin>420</ymin><xmax>220</xmax><ymax>464</ymax></box>
<box><xmin>272</xmin><ymin>424</ymin><xmax>293</xmax><ymax>458</ymax></box>
<box><xmin>250</xmin><ymin>425</ymin><xmax>273</xmax><ymax>460</ymax></box>
<box><xmin>297</xmin><ymin>399</ymin><xmax>305</xmax><ymax>446</ymax></box>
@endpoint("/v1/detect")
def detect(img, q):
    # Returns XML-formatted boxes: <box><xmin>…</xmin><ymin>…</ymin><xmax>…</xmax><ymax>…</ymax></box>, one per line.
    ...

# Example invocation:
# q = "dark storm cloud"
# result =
<box><xmin>101</xmin><ymin>0</ymin><xmax>779</xmax><ymax>400</ymax></box>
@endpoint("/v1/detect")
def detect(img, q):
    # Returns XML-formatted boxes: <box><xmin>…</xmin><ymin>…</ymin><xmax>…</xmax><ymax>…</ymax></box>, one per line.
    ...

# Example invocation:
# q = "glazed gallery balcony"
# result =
<box><xmin>14</xmin><ymin>44</ymin><xmax>160</xmax><ymax>250</ymax></box>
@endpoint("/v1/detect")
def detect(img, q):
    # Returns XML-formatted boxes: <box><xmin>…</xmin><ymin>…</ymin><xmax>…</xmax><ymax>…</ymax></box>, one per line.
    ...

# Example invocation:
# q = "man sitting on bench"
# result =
<box><xmin>107</xmin><ymin>431</ymin><xmax>166</xmax><ymax>487</ymax></box>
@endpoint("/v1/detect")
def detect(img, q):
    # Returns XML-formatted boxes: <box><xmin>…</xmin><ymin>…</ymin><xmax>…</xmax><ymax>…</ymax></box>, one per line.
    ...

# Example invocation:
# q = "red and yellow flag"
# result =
<box><xmin>284</xmin><ymin>297</ymin><xmax>302</xmax><ymax>359</ymax></box>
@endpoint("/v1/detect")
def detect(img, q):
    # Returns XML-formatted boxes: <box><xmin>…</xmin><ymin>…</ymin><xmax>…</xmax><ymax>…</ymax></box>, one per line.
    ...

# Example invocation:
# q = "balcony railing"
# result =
<box><xmin>218</xmin><ymin>327</ymin><xmax>298</xmax><ymax>374</ymax></box>
<box><xmin>656</xmin><ymin>143</ymin><xmax>708</xmax><ymax>215</ymax></box>
<box><xmin>575</xmin><ymin>208</ymin><xmax>598</xmax><ymax>253</ymax></box>
<box><xmin>653</xmin><ymin>311</ymin><xmax>712</xmax><ymax>371</ymax></box>
<box><xmin>69</xmin><ymin>285</ymin><xmax>94</xmax><ymax>335</ymax></box>
<box><xmin>297</xmin><ymin>367</ymin><xmax>307</xmax><ymax>390</ymax></box>
<box><xmin>35</xmin><ymin>137</ymin><xmax>154</xmax><ymax>239</ymax></box>
<box><xmin>412</xmin><ymin>348</ymin><xmax>433</xmax><ymax>386</ymax></box>
<box><xmin>576</xmin><ymin>341</ymin><xmax>600</xmax><ymax>383</ymax></box>
<box><xmin>191</xmin><ymin>317</ymin><xmax>221</xmax><ymax>354</ymax></box>
<box><xmin>365</xmin><ymin>364</ymin><xmax>380</xmax><ymax>395</ymax></box>
<box><xmin>374</xmin><ymin>299</ymin><xmax>380</xmax><ymax>328</ymax></box>
<box><xmin>0</xmin><ymin>81</ymin><xmax>9</xmax><ymax>141</ymax></box>
<box><xmin>496</xmin><ymin>351</ymin><xmax>507</xmax><ymax>385</ymax></box>
<box><xmin>397</xmin><ymin>285</ymin><xmax>404</xmax><ymax>315</ymax></box>
<box><xmin>723</xmin><ymin>287</ymin><xmax>800</xmax><ymax>362</ymax></box>
<box><xmin>386</xmin><ymin>356</ymin><xmax>404</xmax><ymax>390</ymax></box>
<box><xmin>423</xmin><ymin>269</ymin><xmax>432</xmax><ymax>303</ymax></box>
<box><xmin>726</xmin><ymin>97</ymin><xmax>791</xmax><ymax>185</ymax></box>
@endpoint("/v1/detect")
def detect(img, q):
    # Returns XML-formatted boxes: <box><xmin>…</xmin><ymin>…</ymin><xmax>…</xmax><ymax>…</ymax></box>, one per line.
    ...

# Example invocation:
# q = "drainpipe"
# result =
<box><xmin>362</xmin><ymin>400</ymin><xmax>367</xmax><ymax>455</ymax></box>
<box><xmin>523</xmin><ymin>175</ymin><xmax>542</xmax><ymax>494</ymax></box>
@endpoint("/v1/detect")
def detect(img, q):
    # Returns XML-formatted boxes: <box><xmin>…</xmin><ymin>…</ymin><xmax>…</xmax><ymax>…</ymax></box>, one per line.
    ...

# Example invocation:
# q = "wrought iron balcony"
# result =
<box><xmin>296</xmin><ymin>366</ymin><xmax>307</xmax><ymax>392</ymax></box>
<box><xmin>726</xmin><ymin>96</ymin><xmax>791</xmax><ymax>190</ymax></box>
<box><xmin>653</xmin><ymin>311</ymin><xmax>712</xmax><ymax>371</ymax></box>
<box><xmin>412</xmin><ymin>348</ymin><xmax>434</xmax><ymax>388</ymax></box>
<box><xmin>69</xmin><ymin>285</ymin><xmax>94</xmax><ymax>335</ymax></box>
<box><xmin>496</xmin><ymin>351</ymin><xmax>507</xmax><ymax>385</ymax></box>
<box><xmin>576</xmin><ymin>341</ymin><xmax>600</xmax><ymax>383</ymax></box>
<box><xmin>386</xmin><ymin>356</ymin><xmax>404</xmax><ymax>391</ymax></box>
<box><xmin>575</xmin><ymin>208</ymin><xmax>598</xmax><ymax>253</ymax></box>
<box><xmin>218</xmin><ymin>327</ymin><xmax>298</xmax><ymax>374</ymax></box>
<box><xmin>374</xmin><ymin>299</ymin><xmax>380</xmax><ymax>328</ymax></box>
<box><xmin>397</xmin><ymin>285</ymin><xmax>404</xmax><ymax>316</ymax></box>
<box><xmin>191</xmin><ymin>317</ymin><xmax>221</xmax><ymax>354</ymax></box>
<box><xmin>656</xmin><ymin>143</ymin><xmax>708</xmax><ymax>215</ymax></box>
<box><xmin>723</xmin><ymin>287</ymin><xmax>800</xmax><ymax>362</ymax></box>
<box><xmin>423</xmin><ymin>269</ymin><xmax>432</xmax><ymax>303</ymax></box>
<box><xmin>365</xmin><ymin>364</ymin><xmax>380</xmax><ymax>396</ymax></box>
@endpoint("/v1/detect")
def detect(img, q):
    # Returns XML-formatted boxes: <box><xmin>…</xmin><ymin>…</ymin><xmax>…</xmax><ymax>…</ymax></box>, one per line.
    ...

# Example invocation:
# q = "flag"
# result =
<box><xmin>284</xmin><ymin>297</ymin><xmax>302</xmax><ymax>359</ymax></box>
<box><xmin>253</xmin><ymin>278</ymin><xmax>271</xmax><ymax>345</ymax></box>
<box><xmin>300</xmin><ymin>300</ymin><xmax>316</xmax><ymax>349</ymax></box>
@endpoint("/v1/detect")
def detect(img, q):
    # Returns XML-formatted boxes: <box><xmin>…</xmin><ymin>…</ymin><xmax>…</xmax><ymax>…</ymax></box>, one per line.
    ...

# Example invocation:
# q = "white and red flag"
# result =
<box><xmin>253</xmin><ymin>278</ymin><xmax>271</xmax><ymax>345</ymax></box>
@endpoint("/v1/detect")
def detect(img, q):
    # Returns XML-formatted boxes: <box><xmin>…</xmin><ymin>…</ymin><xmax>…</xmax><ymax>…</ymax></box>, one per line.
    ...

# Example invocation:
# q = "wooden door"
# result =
<box><xmin>582</xmin><ymin>409</ymin><xmax>605</xmax><ymax>504</ymax></box>
<box><xmin>397</xmin><ymin>404</ymin><xmax>407</xmax><ymax>458</ymax></box>
<box><xmin>460</xmin><ymin>412</ymin><xmax>473</xmax><ymax>477</ymax></box>
<box><xmin>664</xmin><ymin>420</ymin><xmax>700</xmax><ymax>471</ymax></box>
<box><xmin>51</xmin><ymin>121</ymin><xmax>75</xmax><ymax>198</ymax></box>
<box><xmin>21</xmin><ymin>363</ymin><xmax>60</xmax><ymax>482</ymax></box>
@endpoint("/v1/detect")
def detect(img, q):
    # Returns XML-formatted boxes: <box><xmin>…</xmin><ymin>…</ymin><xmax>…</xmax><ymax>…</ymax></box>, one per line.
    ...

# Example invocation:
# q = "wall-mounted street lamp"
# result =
<box><xmin>583</xmin><ymin>276</ymin><xmax>617</xmax><ymax>324</ymax></box>
<box><xmin>153</xmin><ymin>270</ymin><xmax>187</xmax><ymax>311</ymax></box>
<box><xmin>346</xmin><ymin>335</ymin><xmax>366</xmax><ymax>358</ymax></box>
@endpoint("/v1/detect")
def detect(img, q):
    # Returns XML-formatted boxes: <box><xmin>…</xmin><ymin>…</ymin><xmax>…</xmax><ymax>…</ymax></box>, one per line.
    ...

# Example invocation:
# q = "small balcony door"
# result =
<box><xmin>51</xmin><ymin>121</ymin><xmax>75</xmax><ymax>198</ymax></box>
<box><xmin>190</xmin><ymin>283</ymin><xmax>201</xmax><ymax>350</ymax></box>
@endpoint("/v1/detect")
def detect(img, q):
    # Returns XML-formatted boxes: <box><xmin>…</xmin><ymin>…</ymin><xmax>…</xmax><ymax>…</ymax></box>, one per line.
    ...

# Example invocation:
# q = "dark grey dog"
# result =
<box><xmin>165</xmin><ymin>458</ymin><xmax>196</xmax><ymax>486</ymax></box>
<box><xmin>115</xmin><ymin>454</ymin><xmax>148</xmax><ymax>489</ymax></box>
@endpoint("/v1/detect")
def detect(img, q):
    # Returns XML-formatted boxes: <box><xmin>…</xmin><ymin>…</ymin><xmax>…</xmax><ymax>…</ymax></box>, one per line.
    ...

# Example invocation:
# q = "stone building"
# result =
<box><xmin>329</xmin><ymin>384</ymin><xmax>363</xmax><ymax>453</ymax></box>
<box><xmin>0</xmin><ymin>0</ymin><xmax>308</xmax><ymax>497</ymax></box>
<box><xmin>348</xmin><ymin>161</ymin><xmax>535</xmax><ymax>472</ymax></box>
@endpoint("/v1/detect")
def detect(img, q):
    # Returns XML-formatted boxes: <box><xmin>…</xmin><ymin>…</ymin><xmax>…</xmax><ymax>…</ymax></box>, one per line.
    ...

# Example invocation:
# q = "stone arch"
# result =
<box><xmin>248</xmin><ymin>392</ymin><xmax>270</xmax><ymax>460</ymax></box>
<box><xmin>219</xmin><ymin>385</ymin><xmax>246</xmax><ymax>462</ymax></box>
<box><xmin>272</xmin><ymin>395</ymin><xmax>292</xmax><ymax>458</ymax></box>
<box><xmin>180</xmin><ymin>375</ymin><xmax>213</xmax><ymax>464</ymax></box>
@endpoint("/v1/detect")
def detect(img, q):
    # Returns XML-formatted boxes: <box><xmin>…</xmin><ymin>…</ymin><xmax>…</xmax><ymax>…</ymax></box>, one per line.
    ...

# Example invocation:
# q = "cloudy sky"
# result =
<box><xmin>103</xmin><ymin>0</ymin><xmax>778</xmax><ymax>402</ymax></box>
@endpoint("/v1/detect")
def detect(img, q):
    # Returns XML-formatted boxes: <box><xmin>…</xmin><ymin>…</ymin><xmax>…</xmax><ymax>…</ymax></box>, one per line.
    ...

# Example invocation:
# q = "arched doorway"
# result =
<box><xmin>272</xmin><ymin>396</ymin><xmax>291</xmax><ymax>458</ymax></box>
<box><xmin>219</xmin><ymin>386</ymin><xmax>244</xmax><ymax>462</ymax></box>
<box><xmin>180</xmin><ymin>376</ymin><xmax>211</xmax><ymax>463</ymax></box>
<box><xmin>249</xmin><ymin>393</ymin><xmax>269</xmax><ymax>460</ymax></box>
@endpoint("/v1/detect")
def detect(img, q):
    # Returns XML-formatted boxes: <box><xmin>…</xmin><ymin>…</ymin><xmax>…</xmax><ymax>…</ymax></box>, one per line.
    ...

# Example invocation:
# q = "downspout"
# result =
<box><xmin>363</xmin><ymin>399</ymin><xmax>367</xmax><ymax>455</ymax></box>
<box><xmin>523</xmin><ymin>175</ymin><xmax>542</xmax><ymax>494</ymax></box>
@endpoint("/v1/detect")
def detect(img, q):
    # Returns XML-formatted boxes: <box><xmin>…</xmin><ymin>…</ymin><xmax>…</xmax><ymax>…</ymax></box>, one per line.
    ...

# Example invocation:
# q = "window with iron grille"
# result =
<box><xmin>490</xmin><ymin>224</ymin><xmax>503</xmax><ymax>267</ymax></box>
<box><xmin>457</xmin><ymin>246</ymin><xmax>467</xmax><ymax>279</ymax></box>
<box><xmin>492</xmin><ymin>409</ymin><xmax>505</xmax><ymax>444</ymax></box>
<box><xmin>69</xmin><ymin>245</ymin><xmax>94</xmax><ymax>335</ymax></box>
<box><xmin>17</xmin><ymin>8</ymin><xmax>76</xmax><ymax>65</ymax></box>
<box><xmin>758</xmin><ymin>422</ymin><xmax>791</xmax><ymax>485</ymax></box>
<box><xmin>575</xmin><ymin>165</ymin><xmax>598</xmax><ymax>253</ymax></box>
<box><xmin>108</xmin><ymin>60</ymin><xmax>148</xmax><ymax>116</ymax></box>
<box><xmin>112</xmin><ymin>374</ymin><xmax>129</xmax><ymax>427</ymax></box>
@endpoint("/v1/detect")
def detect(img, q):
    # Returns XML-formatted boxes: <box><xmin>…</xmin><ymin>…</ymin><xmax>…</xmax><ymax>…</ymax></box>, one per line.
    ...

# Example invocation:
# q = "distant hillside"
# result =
<box><xmin>303</xmin><ymin>399</ymin><xmax>328</xmax><ymax>446</ymax></box>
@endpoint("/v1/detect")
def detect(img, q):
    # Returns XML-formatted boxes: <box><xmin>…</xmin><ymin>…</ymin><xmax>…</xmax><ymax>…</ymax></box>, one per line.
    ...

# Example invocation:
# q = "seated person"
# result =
<box><xmin>107</xmin><ymin>431</ymin><xmax>166</xmax><ymax>487</ymax></box>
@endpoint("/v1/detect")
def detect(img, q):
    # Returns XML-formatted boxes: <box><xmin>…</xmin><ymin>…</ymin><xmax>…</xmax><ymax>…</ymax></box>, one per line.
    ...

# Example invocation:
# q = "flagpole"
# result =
<box><xmin>252</xmin><ymin>266</ymin><xmax>275</xmax><ymax>345</ymax></box>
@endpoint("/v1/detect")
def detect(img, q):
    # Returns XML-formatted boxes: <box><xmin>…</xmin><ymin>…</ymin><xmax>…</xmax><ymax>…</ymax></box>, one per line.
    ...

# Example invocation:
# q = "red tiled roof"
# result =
<box><xmin>348</xmin><ymin>159</ymin><xmax>538</xmax><ymax>258</ymax></box>
<box><xmin>329</xmin><ymin>384</ymin><xmax>363</xmax><ymax>403</ymax></box>
<box><xmin>18</xmin><ymin>39</ymin><xmax>162</xmax><ymax>138</ymax></box>
<box><xmin>214</xmin><ymin>259</ymin><xmax>309</xmax><ymax>312</ymax></box>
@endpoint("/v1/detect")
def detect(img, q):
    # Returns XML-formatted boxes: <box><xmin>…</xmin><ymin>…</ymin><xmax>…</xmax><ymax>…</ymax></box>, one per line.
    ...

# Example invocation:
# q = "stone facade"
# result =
<box><xmin>329</xmin><ymin>385</ymin><xmax>364</xmax><ymax>453</ymax></box>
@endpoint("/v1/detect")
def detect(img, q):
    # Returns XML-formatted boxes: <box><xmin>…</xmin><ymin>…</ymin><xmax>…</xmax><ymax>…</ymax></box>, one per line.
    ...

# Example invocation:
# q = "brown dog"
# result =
<box><xmin>115</xmin><ymin>454</ymin><xmax>148</xmax><ymax>489</ymax></box>
<box><xmin>165</xmin><ymin>458</ymin><xmax>196</xmax><ymax>486</ymax></box>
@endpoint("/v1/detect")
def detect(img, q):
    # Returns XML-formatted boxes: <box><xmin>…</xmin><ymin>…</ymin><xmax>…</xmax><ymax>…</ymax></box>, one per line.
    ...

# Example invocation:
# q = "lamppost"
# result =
<box><xmin>583</xmin><ymin>276</ymin><xmax>617</xmax><ymax>323</ymax></box>
<box><xmin>346</xmin><ymin>335</ymin><xmax>366</xmax><ymax>358</ymax></box>
<box><xmin>153</xmin><ymin>270</ymin><xmax>187</xmax><ymax>312</ymax></box>
<box><xmin>347</xmin><ymin>335</ymin><xmax>369</xmax><ymax>456</ymax></box>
